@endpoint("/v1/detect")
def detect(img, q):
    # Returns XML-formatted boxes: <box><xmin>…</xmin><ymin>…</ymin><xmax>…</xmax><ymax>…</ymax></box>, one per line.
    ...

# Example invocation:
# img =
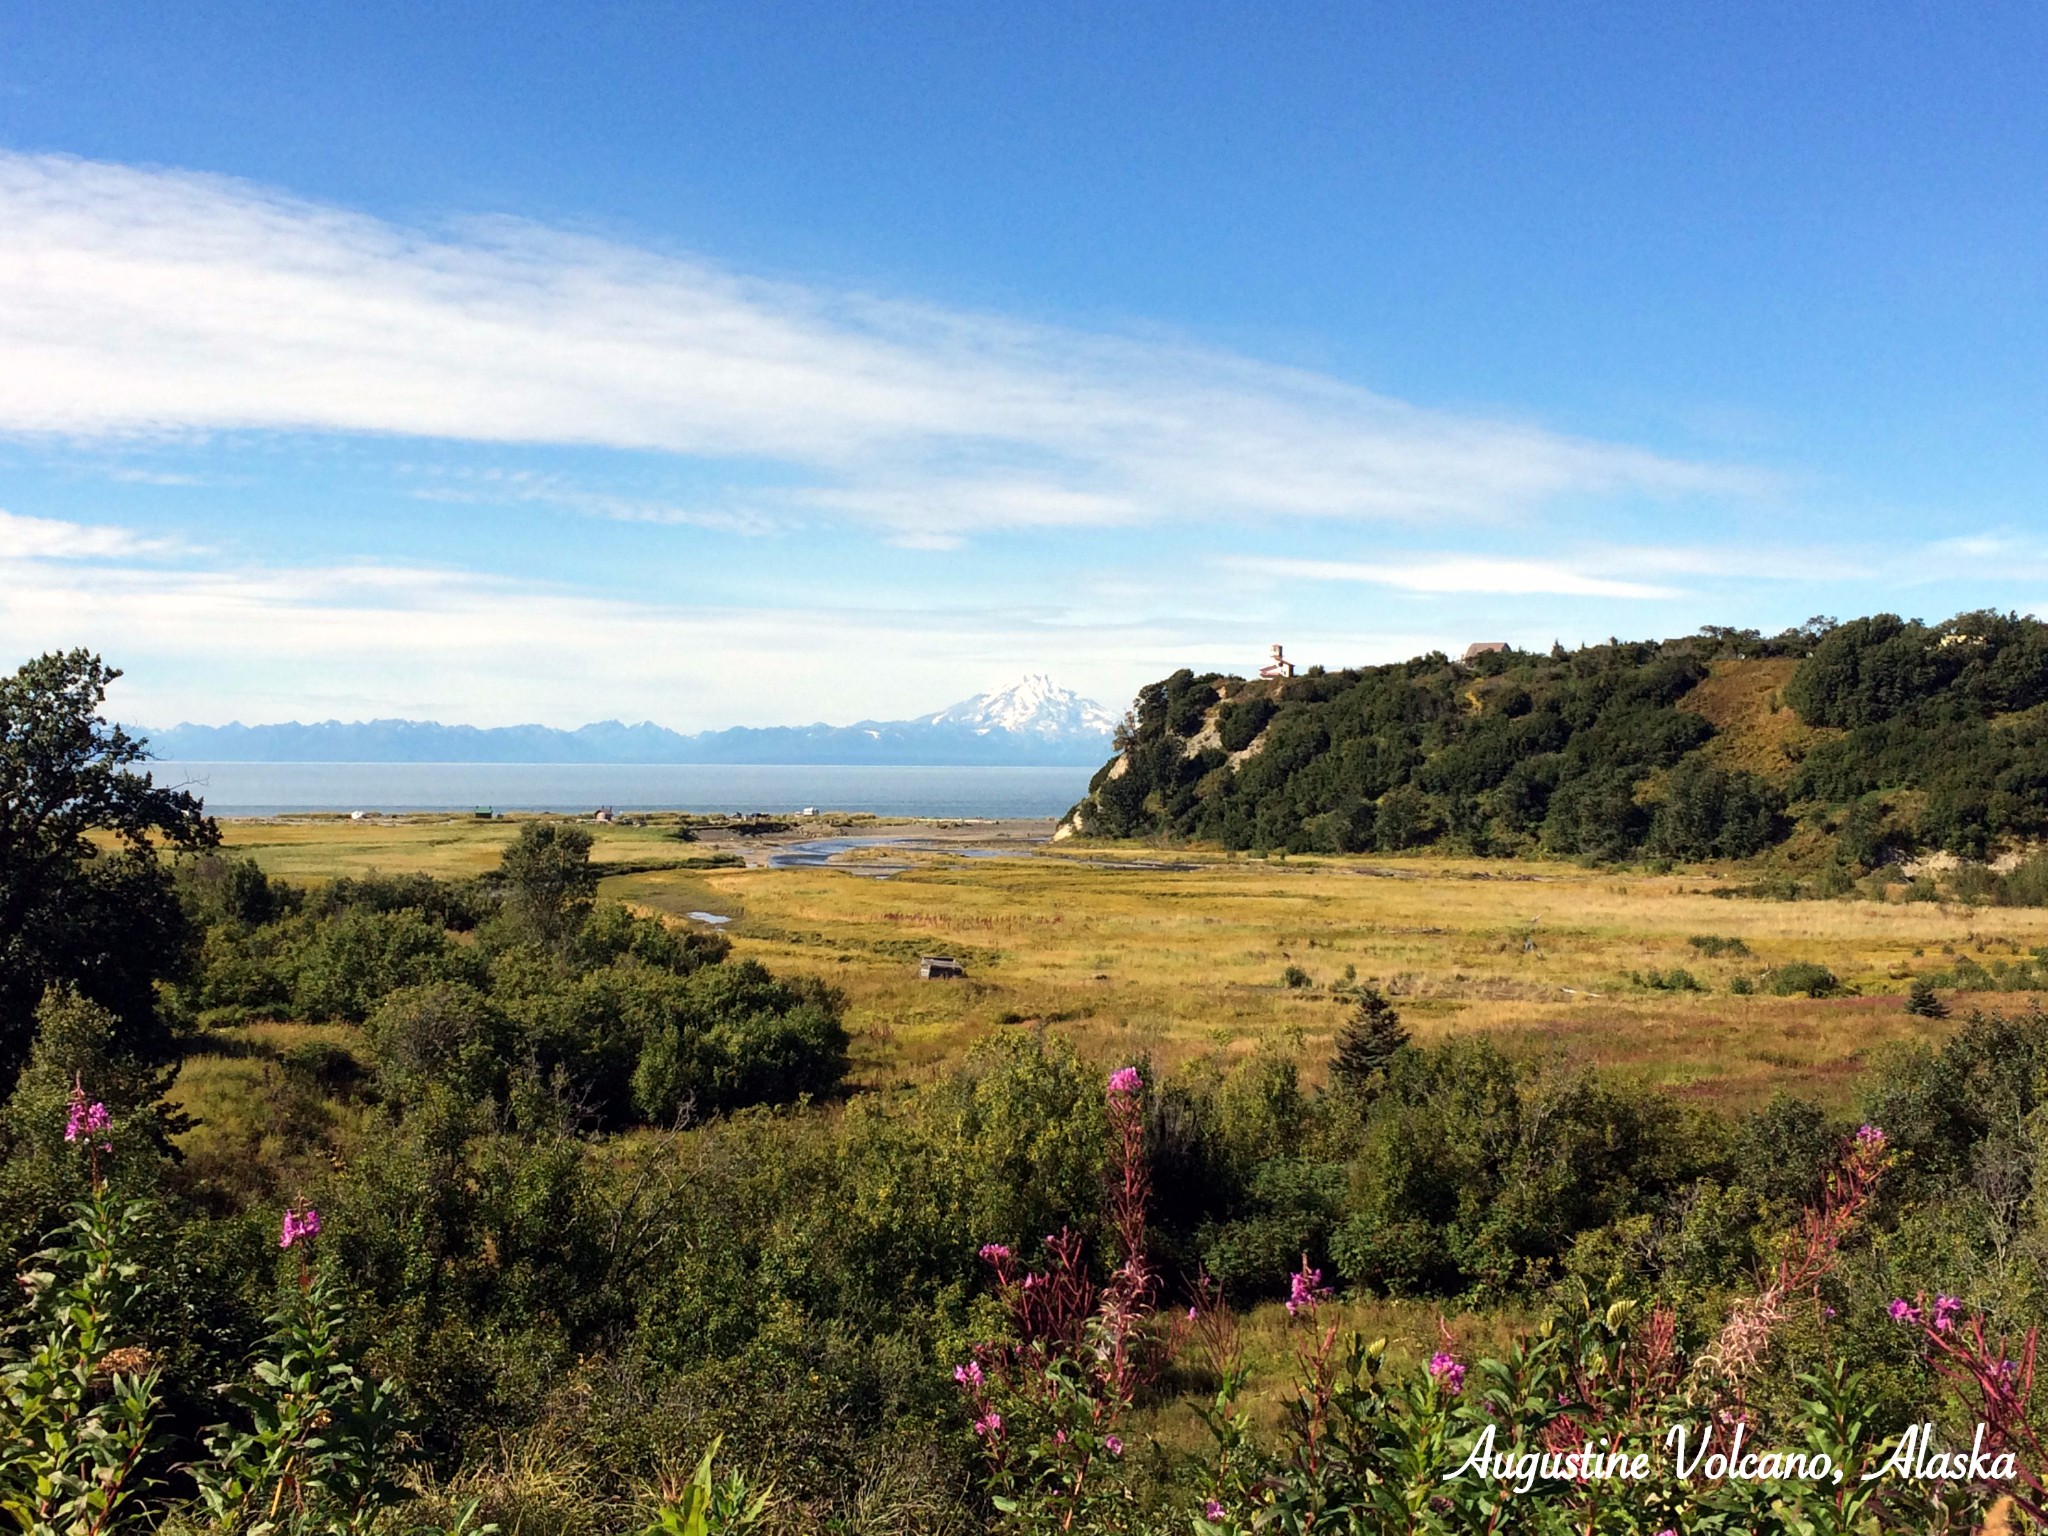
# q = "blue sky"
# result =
<box><xmin>1</xmin><ymin>3</ymin><xmax>2044</xmax><ymax>728</ymax></box>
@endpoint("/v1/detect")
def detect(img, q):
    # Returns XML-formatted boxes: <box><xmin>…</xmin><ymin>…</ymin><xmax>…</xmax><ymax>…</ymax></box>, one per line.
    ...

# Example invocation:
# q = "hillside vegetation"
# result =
<box><xmin>1067</xmin><ymin>610</ymin><xmax>2048</xmax><ymax>866</ymax></box>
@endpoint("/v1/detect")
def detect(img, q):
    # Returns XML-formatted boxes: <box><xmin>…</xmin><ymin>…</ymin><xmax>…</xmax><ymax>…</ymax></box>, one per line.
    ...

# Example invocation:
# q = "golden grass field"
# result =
<box><xmin>213</xmin><ymin>813</ymin><xmax>2048</xmax><ymax>1112</ymax></box>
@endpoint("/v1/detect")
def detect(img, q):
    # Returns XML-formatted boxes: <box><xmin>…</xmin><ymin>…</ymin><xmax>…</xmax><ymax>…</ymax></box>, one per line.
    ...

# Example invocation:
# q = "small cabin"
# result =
<box><xmin>919</xmin><ymin>955</ymin><xmax>966</xmax><ymax>980</ymax></box>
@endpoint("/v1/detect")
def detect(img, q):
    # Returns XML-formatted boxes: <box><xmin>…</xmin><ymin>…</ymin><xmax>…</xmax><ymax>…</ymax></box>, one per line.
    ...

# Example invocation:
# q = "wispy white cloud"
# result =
<box><xmin>0</xmin><ymin>547</ymin><xmax>1360</xmax><ymax>727</ymax></box>
<box><xmin>101</xmin><ymin>467</ymin><xmax>215</xmax><ymax>487</ymax></box>
<box><xmin>0</xmin><ymin>151</ymin><xmax>1764</xmax><ymax>542</ymax></box>
<box><xmin>400</xmin><ymin>467</ymin><xmax>780</xmax><ymax>535</ymax></box>
<box><xmin>0</xmin><ymin>508</ymin><xmax>170</xmax><ymax>558</ymax></box>
<box><xmin>1237</xmin><ymin>554</ymin><xmax>1682</xmax><ymax>599</ymax></box>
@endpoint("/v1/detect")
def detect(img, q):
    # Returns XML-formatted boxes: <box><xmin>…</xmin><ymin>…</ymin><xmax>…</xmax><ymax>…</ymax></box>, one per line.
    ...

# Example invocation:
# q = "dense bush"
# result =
<box><xmin>172</xmin><ymin>837</ymin><xmax>846</xmax><ymax>1131</ymax></box>
<box><xmin>23</xmin><ymin>996</ymin><xmax>2048</xmax><ymax>1531</ymax></box>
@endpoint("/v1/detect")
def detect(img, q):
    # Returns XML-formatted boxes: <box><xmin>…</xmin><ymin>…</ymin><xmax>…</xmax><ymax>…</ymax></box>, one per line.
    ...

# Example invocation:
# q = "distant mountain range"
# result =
<box><xmin>139</xmin><ymin>675</ymin><xmax>1123</xmax><ymax>767</ymax></box>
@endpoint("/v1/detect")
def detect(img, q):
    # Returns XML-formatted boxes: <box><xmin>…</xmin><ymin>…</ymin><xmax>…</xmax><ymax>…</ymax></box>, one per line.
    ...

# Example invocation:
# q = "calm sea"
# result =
<box><xmin>151</xmin><ymin>761</ymin><xmax>1096</xmax><ymax>819</ymax></box>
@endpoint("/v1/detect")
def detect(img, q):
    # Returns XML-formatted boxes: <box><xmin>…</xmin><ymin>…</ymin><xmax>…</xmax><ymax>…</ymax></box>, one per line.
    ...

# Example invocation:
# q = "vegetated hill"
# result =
<box><xmin>1062</xmin><ymin>610</ymin><xmax>2048</xmax><ymax>864</ymax></box>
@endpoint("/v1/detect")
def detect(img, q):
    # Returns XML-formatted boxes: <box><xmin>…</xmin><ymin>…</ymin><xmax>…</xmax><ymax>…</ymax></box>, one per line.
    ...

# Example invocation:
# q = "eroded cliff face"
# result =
<box><xmin>1056</xmin><ymin>685</ymin><xmax>1274</xmax><ymax>840</ymax></box>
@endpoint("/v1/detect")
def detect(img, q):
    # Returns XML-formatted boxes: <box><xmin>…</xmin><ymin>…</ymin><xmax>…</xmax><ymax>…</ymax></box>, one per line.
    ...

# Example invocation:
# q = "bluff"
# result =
<box><xmin>1061</xmin><ymin>610</ymin><xmax>2048</xmax><ymax>864</ymax></box>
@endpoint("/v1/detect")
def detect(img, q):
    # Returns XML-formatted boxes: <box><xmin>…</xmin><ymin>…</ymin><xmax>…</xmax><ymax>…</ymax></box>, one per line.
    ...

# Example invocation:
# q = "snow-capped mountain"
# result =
<box><xmin>925</xmin><ymin>674</ymin><xmax>1121</xmax><ymax>742</ymax></box>
<box><xmin>139</xmin><ymin>676</ymin><xmax>1123</xmax><ymax>767</ymax></box>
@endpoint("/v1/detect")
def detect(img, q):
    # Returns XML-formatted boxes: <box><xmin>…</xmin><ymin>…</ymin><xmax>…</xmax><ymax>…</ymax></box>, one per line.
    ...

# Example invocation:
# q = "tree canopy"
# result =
<box><xmin>1070</xmin><ymin>611</ymin><xmax>2048</xmax><ymax>863</ymax></box>
<box><xmin>0</xmin><ymin>650</ymin><xmax>216</xmax><ymax>1083</ymax></box>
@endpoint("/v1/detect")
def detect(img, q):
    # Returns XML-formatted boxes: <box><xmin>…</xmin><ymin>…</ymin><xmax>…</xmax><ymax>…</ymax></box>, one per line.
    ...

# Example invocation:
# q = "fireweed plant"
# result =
<box><xmin>0</xmin><ymin>1087</ymin><xmax>430</xmax><ymax>1536</ymax></box>
<box><xmin>954</xmin><ymin>1065</ymin><xmax>1171</xmax><ymax>1532</ymax></box>
<box><xmin>968</xmin><ymin>1102</ymin><xmax>2048</xmax><ymax>1534</ymax></box>
<box><xmin>0</xmin><ymin>1086</ymin><xmax>161</xmax><ymax>1536</ymax></box>
<box><xmin>191</xmin><ymin>1200</ymin><xmax>410</xmax><ymax>1536</ymax></box>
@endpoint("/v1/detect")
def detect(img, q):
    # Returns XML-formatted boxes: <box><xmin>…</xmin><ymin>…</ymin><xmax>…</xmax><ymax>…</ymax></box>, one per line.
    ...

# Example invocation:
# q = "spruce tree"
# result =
<box><xmin>1330</xmin><ymin>987</ymin><xmax>1409</xmax><ymax>1094</ymax></box>
<box><xmin>1904</xmin><ymin>977</ymin><xmax>1949</xmax><ymax>1019</ymax></box>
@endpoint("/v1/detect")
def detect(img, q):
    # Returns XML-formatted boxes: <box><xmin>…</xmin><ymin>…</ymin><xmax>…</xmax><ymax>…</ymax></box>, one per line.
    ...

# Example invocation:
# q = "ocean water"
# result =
<box><xmin>150</xmin><ymin>761</ymin><xmax>1096</xmax><ymax>819</ymax></box>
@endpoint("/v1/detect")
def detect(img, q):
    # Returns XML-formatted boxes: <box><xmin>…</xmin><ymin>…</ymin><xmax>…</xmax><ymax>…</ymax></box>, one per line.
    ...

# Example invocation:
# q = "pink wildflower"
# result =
<box><xmin>1934</xmin><ymin>1295</ymin><xmax>1963</xmax><ymax>1331</ymax></box>
<box><xmin>1107</xmin><ymin>1066</ymin><xmax>1142</xmax><ymax>1097</ymax></box>
<box><xmin>978</xmin><ymin>1243</ymin><xmax>1011</xmax><ymax>1263</ymax></box>
<box><xmin>973</xmin><ymin>1411</ymin><xmax>1002</xmax><ymax>1437</ymax></box>
<box><xmin>279</xmin><ymin>1204</ymin><xmax>321</xmax><ymax>1248</ymax></box>
<box><xmin>1205</xmin><ymin>1502</ymin><xmax>1226</xmax><ymax>1522</ymax></box>
<box><xmin>1285</xmin><ymin>1261</ymin><xmax>1330</xmax><ymax>1316</ymax></box>
<box><xmin>953</xmin><ymin>1361</ymin><xmax>983</xmax><ymax>1387</ymax></box>
<box><xmin>64</xmin><ymin>1080</ymin><xmax>110</xmax><ymax>1144</ymax></box>
<box><xmin>1105</xmin><ymin>1434</ymin><xmax>1123</xmax><ymax>1456</ymax></box>
<box><xmin>1856</xmin><ymin>1124</ymin><xmax>1887</xmax><ymax>1149</ymax></box>
<box><xmin>1428</xmin><ymin>1352</ymin><xmax>1466</xmax><ymax>1393</ymax></box>
<box><xmin>1889</xmin><ymin>1298</ymin><xmax>1922</xmax><ymax>1324</ymax></box>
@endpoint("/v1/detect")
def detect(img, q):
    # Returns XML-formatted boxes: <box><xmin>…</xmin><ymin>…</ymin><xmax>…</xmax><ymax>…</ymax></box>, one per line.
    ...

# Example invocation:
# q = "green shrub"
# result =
<box><xmin>365</xmin><ymin>982</ymin><xmax>514</xmax><ymax>1108</ymax></box>
<box><xmin>291</xmin><ymin>907</ymin><xmax>481</xmax><ymax>1023</ymax></box>
<box><xmin>1764</xmin><ymin>962</ymin><xmax>1840</xmax><ymax>998</ymax></box>
<box><xmin>1998</xmin><ymin>852</ymin><xmax>2048</xmax><ymax>906</ymax></box>
<box><xmin>1687</xmin><ymin>934</ymin><xmax>1751</xmax><ymax>958</ymax></box>
<box><xmin>1629</xmin><ymin>967</ymin><xmax>1703</xmax><ymax>992</ymax></box>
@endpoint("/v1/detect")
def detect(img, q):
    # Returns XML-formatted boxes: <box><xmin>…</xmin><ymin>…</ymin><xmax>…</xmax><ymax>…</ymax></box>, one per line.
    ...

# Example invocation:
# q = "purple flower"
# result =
<box><xmin>1888</xmin><ymin>1298</ymin><xmax>1921</xmax><ymax>1324</ymax></box>
<box><xmin>1856</xmin><ymin>1124</ymin><xmax>1887</xmax><ymax>1149</ymax></box>
<box><xmin>279</xmin><ymin>1205</ymin><xmax>321</xmax><ymax>1249</ymax></box>
<box><xmin>1187</xmin><ymin>1306</ymin><xmax>1199</xmax><ymax>1321</ymax></box>
<box><xmin>64</xmin><ymin>1086</ymin><xmax>109</xmax><ymax>1145</ymax></box>
<box><xmin>1107</xmin><ymin>1066</ymin><xmax>1142</xmax><ymax>1097</ymax></box>
<box><xmin>1933</xmin><ymin>1295</ymin><xmax>1963</xmax><ymax>1331</ymax></box>
<box><xmin>1205</xmin><ymin>1501</ymin><xmax>1226</xmax><ymax>1523</ymax></box>
<box><xmin>953</xmin><ymin>1361</ymin><xmax>983</xmax><ymax>1387</ymax></box>
<box><xmin>978</xmin><ymin>1243</ymin><xmax>1012</xmax><ymax>1264</ymax></box>
<box><xmin>1105</xmin><ymin>1435</ymin><xmax>1124</xmax><ymax>1456</ymax></box>
<box><xmin>973</xmin><ymin>1411</ymin><xmax>1002</xmax><ymax>1437</ymax></box>
<box><xmin>1428</xmin><ymin>1352</ymin><xmax>1466</xmax><ymax>1394</ymax></box>
<box><xmin>1285</xmin><ymin>1263</ymin><xmax>1329</xmax><ymax>1316</ymax></box>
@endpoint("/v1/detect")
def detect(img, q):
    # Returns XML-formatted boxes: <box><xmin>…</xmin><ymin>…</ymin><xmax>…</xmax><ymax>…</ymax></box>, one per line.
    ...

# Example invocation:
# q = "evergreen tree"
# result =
<box><xmin>1904</xmin><ymin>977</ymin><xmax>1949</xmax><ymax>1019</ymax></box>
<box><xmin>1330</xmin><ymin>987</ymin><xmax>1409</xmax><ymax>1095</ymax></box>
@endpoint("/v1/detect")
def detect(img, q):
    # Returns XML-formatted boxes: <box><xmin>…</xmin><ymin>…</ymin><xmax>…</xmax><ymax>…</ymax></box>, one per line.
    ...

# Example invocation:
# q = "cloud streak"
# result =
<box><xmin>0</xmin><ymin>508</ymin><xmax>170</xmax><ymax>559</ymax></box>
<box><xmin>1238</xmin><ymin>554</ymin><xmax>1683</xmax><ymax>599</ymax></box>
<box><xmin>0</xmin><ymin>545</ymin><xmax>1310</xmax><ymax>727</ymax></box>
<box><xmin>0</xmin><ymin>151</ymin><xmax>1761</xmax><ymax>541</ymax></box>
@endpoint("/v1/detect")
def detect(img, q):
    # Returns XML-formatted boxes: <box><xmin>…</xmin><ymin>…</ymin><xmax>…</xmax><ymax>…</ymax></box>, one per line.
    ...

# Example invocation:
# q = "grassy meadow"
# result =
<box><xmin>211</xmin><ymin>813</ymin><xmax>2046</xmax><ymax>1112</ymax></box>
